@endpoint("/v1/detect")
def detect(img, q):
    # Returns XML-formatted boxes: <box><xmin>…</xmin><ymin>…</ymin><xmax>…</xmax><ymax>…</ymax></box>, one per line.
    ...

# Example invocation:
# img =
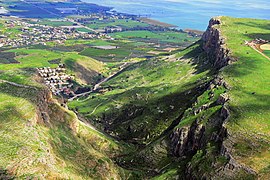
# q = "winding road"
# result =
<box><xmin>68</xmin><ymin>62</ymin><xmax>131</xmax><ymax>101</ymax></box>
<box><xmin>0</xmin><ymin>79</ymin><xmax>37</xmax><ymax>89</ymax></box>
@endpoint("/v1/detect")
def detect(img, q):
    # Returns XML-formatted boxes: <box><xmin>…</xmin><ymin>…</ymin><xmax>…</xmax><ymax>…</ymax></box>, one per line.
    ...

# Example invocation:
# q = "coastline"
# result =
<box><xmin>140</xmin><ymin>17</ymin><xmax>178</xmax><ymax>28</ymax></box>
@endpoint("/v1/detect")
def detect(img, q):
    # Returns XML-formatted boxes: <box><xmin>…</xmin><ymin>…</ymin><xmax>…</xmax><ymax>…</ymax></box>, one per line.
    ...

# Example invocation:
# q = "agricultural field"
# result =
<box><xmin>75</xmin><ymin>27</ymin><xmax>94</xmax><ymax>33</ymax></box>
<box><xmin>110</xmin><ymin>30</ymin><xmax>198</xmax><ymax>44</ymax></box>
<box><xmin>35</xmin><ymin>19</ymin><xmax>74</xmax><ymax>27</ymax></box>
<box><xmin>85</xmin><ymin>19</ymin><xmax>150</xmax><ymax>30</ymax></box>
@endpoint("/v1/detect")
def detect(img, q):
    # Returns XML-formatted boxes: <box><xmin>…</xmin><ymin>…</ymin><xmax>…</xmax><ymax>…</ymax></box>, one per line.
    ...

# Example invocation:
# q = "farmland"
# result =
<box><xmin>85</xmin><ymin>19</ymin><xmax>150</xmax><ymax>30</ymax></box>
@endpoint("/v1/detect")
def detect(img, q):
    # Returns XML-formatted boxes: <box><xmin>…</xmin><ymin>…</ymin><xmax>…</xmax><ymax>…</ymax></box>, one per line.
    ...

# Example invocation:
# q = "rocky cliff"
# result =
<box><xmin>170</xmin><ymin>18</ymin><xmax>257</xmax><ymax>179</ymax></box>
<box><xmin>202</xmin><ymin>17</ymin><xmax>236</xmax><ymax>69</ymax></box>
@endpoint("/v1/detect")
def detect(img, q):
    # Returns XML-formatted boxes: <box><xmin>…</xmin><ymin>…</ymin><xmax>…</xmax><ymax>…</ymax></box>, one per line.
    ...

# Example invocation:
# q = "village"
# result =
<box><xmin>0</xmin><ymin>19</ymin><xmax>112</xmax><ymax>48</ymax></box>
<box><xmin>37</xmin><ymin>64</ymin><xmax>76</xmax><ymax>97</ymax></box>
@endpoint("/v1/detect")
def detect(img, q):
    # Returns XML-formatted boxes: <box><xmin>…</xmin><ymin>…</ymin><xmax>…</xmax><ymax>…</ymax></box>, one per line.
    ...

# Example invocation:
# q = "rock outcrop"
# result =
<box><xmin>169</xmin><ymin>18</ymin><xmax>256</xmax><ymax>179</ymax></box>
<box><xmin>202</xmin><ymin>17</ymin><xmax>236</xmax><ymax>69</ymax></box>
<box><xmin>171</xmin><ymin>120</ymin><xmax>206</xmax><ymax>157</ymax></box>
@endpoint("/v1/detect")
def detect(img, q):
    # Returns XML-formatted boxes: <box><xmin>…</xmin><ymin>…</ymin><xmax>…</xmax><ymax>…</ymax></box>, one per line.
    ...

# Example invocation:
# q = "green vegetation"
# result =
<box><xmin>264</xmin><ymin>50</ymin><xmax>270</xmax><ymax>57</ymax></box>
<box><xmin>79</xmin><ymin>47</ymin><xmax>131</xmax><ymax>62</ymax></box>
<box><xmin>0</xmin><ymin>15</ymin><xmax>200</xmax><ymax>179</ymax></box>
<box><xmin>1</xmin><ymin>8</ymin><xmax>269</xmax><ymax>179</ymax></box>
<box><xmin>110</xmin><ymin>30</ymin><xmax>197</xmax><ymax>44</ymax></box>
<box><xmin>0</xmin><ymin>82</ymin><xmax>131</xmax><ymax>179</ymax></box>
<box><xmin>35</xmin><ymin>19</ymin><xmax>74</xmax><ymax>27</ymax></box>
<box><xmin>85</xmin><ymin>19</ymin><xmax>149</xmax><ymax>30</ymax></box>
<box><xmin>69</xmin><ymin>42</ymin><xmax>214</xmax><ymax>144</ymax></box>
<box><xmin>0</xmin><ymin>49</ymin><xmax>60</xmax><ymax>70</ymax></box>
<box><xmin>218</xmin><ymin>17</ymin><xmax>270</xmax><ymax>176</ymax></box>
<box><xmin>75</xmin><ymin>27</ymin><xmax>94</xmax><ymax>33</ymax></box>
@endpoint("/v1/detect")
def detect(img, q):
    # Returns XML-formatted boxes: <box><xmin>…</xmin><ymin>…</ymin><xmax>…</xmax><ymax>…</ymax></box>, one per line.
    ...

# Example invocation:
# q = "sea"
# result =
<box><xmin>82</xmin><ymin>0</ymin><xmax>270</xmax><ymax>31</ymax></box>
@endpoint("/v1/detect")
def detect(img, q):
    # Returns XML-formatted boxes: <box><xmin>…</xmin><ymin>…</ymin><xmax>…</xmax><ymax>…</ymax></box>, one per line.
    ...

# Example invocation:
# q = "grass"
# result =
<box><xmin>85</xmin><ymin>19</ymin><xmax>149</xmax><ymax>30</ymax></box>
<box><xmin>62</xmin><ymin>52</ymin><xmax>105</xmax><ymax>84</ymax></box>
<box><xmin>69</xmin><ymin>42</ymin><xmax>214</xmax><ymax>144</ymax></box>
<box><xmin>78</xmin><ymin>40</ymin><xmax>153</xmax><ymax>62</ymax></box>
<box><xmin>0</xmin><ymin>81</ymin><xmax>130</xmax><ymax>179</ymax></box>
<box><xmin>79</xmin><ymin>47</ymin><xmax>131</xmax><ymax>62</ymax></box>
<box><xmin>219</xmin><ymin>17</ymin><xmax>270</xmax><ymax>175</ymax></box>
<box><xmin>36</xmin><ymin>19</ymin><xmax>74</xmax><ymax>27</ymax></box>
<box><xmin>76</xmin><ymin>27</ymin><xmax>94</xmax><ymax>33</ymax></box>
<box><xmin>264</xmin><ymin>50</ymin><xmax>270</xmax><ymax>57</ymax></box>
<box><xmin>0</xmin><ymin>48</ymin><xmax>61</xmax><ymax>70</ymax></box>
<box><xmin>110</xmin><ymin>30</ymin><xmax>198</xmax><ymax>44</ymax></box>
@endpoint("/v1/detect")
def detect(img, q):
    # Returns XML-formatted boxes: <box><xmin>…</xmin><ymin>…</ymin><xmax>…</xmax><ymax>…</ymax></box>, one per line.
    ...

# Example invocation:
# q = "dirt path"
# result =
<box><xmin>0</xmin><ymin>79</ymin><xmax>36</xmax><ymax>89</ymax></box>
<box><xmin>89</xmin><ymin>103</ymin><xmax>103</xmax><ymax>115</ymax></box>
<box><xmin>68</xmin><ymin>62</ymin><xmax>131</xmax><ymax>101</ymax></box>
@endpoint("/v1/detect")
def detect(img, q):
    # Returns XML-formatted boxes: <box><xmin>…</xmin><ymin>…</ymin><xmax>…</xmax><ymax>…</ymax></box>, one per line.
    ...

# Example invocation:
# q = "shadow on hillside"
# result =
<box><xmin>86</xmin><ymin>78</ymin><xmax>209</xmax><ymax>145</ymax></box>
<box><xmin>235</xmin><ymin>22</ymin><xmax>270</xmax><ymax>31</ymax></box>
<box><xmin>181</xmin><ymin>41</ymin><xmax>217</xmax><ymax>75</ymax></box>
<box><xmin>224</xmin><ymin>59</ymin><xmax>259</xmax><ymax>78</ymax></box>
<box><xmin>245</xmin><ymin>33</ymin><xmax>270</xmax><ymax>41</ymax></box>
<box><xmin>76</xmin><ymin>42</ymin><xmax>215</xmax><ymax>144</ymax></box>
<box><xmin>229</xmin><ymin>90</ymin><xmax>270</xmax><ymax>124</ymax></box>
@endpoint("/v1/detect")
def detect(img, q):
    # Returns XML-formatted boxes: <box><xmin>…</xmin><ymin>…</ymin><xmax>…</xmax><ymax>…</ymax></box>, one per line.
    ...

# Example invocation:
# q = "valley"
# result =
<box><xmin>0</xmin><ymin>0</ymin><xmax>269</xmax><ymax>179</ymax></box>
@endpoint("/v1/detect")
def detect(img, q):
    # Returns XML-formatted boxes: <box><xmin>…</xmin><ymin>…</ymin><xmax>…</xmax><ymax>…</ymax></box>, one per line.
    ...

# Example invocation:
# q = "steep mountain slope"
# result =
<box><xmin>167</xmin><ymin>17</ymin><xmax>270</xmax><ymax>179</ymax></box>
<box><xmin>0</xmin><ymin>75</ymin><xmax>131</xmax><ymax>179</ymax></box>
<box><xmin>69</xmin><ymin>42</ymin><xmax>215</xmax><ymax>145</ymax></box>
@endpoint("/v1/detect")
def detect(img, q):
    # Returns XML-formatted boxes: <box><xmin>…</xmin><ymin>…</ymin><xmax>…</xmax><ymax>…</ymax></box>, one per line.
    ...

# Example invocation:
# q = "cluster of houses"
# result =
<box><xmin>74</xmin><ymin>12</ymin><xmax>137</xmax><ymax>24</ymax></box>
<box><xmin>37</xmin><ymin>64</ymin><xmax>75</xmax><ymax>97</ymax></box>
<box><xmin>0</xmin><ymin>19</ymin><xmax>110</xmax><ymax>48</ymax></box>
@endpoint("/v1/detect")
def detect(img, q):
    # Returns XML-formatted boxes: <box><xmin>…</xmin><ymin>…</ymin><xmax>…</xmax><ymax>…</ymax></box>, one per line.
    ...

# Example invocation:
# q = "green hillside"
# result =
<box><xmin>220</xmin><ymin>17</ymin><xmax>270</xmax><ymax>177</ymax></box>
<box><xmin>0</xmin><ymin>81</ymin><xmax>132</xmax><ymax>179</ymax></box>
<box><xmin>0</xmin><ymin>15</ymin><xmax>270</xmax><ymax>179</ymax></box>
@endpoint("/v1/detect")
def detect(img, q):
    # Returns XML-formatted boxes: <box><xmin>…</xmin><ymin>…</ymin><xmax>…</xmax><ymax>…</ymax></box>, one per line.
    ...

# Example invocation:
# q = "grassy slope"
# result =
<box><xmin>220</xmin><ymin>17</ymin><xmax>270</xmax><ymax>177</ymax></box>
<box><xmin>264</xmin><ymin>50</ymin><xmax>270</xmax><ymax>57</ymax></box>
<box><xmin>62</xmin><ymin>52</ymin><xmax>106</xmax><ymax>85</ymax></box>
<box><xmin>0</xmin><ymin>79</ymin><xmax>130</xmax><ymax>179</ymax></box>
<box><xmin>69</xmin><ymin>42</ymin><xmax>214</xmax><ymax>144</ymax></box>
<box><xmin>0</xmin><ymin>47</ymin><xmax>105</xmax><ymax>85</ymax></box>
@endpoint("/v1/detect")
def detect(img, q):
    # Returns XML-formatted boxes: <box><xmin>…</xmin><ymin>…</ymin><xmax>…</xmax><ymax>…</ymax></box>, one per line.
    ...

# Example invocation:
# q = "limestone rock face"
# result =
<box><xmin>169</xmin><ymin>18</ymin><xmax>257</xmax><ymax>178</ymax></box>
<box><xmin>171</xmin><ymin>120</ymin><xmax>206</xmax><ymax>157</ymax></box>
<box><xmin>202</xmin><ymin>17</ymin><xmax>236</xmax><ymax>69</ymax></box>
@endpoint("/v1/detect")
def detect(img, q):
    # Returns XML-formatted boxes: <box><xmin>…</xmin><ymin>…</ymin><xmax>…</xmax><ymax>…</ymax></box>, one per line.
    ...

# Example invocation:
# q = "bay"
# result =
<box><xmin>82</xmin><ymin>0</ymin><xmax>270</xmax><ymax>30</ymax></box>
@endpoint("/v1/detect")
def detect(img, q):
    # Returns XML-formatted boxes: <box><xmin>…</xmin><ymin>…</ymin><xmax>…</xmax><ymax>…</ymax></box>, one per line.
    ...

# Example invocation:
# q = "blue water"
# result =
<box><xmin>82</xmin><ymin>0</ymin><xmax>270</xmax><ymax>30</ymax></box>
